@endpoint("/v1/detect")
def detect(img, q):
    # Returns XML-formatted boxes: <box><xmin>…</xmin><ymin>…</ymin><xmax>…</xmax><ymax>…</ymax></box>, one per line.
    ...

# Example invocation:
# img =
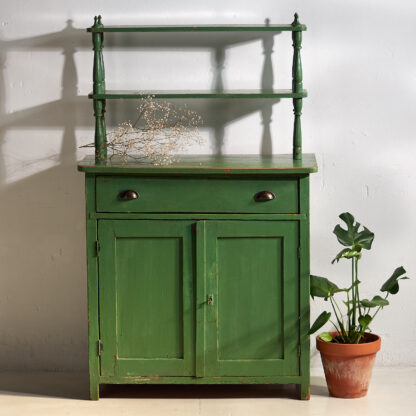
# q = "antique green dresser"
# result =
<box><xmin>78</xmin><ymin>14</ymin><xmax>317</xmax><ymax>400</ymax></box>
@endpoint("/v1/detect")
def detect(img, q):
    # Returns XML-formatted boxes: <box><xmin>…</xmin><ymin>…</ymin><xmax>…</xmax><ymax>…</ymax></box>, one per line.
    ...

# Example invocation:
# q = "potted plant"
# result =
<box><xmin>309</xmin><ymin>212</ymin><xmax>410</xmax><ymax>398</ymax></box>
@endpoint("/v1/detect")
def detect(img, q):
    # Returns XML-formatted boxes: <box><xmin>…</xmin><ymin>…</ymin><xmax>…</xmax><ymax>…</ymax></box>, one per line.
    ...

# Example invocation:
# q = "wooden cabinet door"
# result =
<box><xmin>199</xmin><ymin>221</ymin><xmax>299</xmax><ymax>377</ymax></box>
<box><xmin>98</xmin><ymin>220</ymin><xmax>195</xmax><ymax>377</ymax></box>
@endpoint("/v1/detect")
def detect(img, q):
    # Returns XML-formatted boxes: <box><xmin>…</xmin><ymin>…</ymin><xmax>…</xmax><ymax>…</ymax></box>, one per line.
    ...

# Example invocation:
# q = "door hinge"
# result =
<box><xmin>98</xmin><ymin>340</ymin><xmax>103</xmax><ymax>356</ymax></box>
<box><xmin>95</xmin><ymin>241</ymin><xmax>100</xmax><ymax>257</ymax></box>
<box><xmin>297</xmin><ymin>246</ymin><xmax>301</xmax><ymax>258</ymax></box>
<box><xmin>298</xmin><ymin>345</ymin><xmax>301</xmax><ymax>357</ymax></box>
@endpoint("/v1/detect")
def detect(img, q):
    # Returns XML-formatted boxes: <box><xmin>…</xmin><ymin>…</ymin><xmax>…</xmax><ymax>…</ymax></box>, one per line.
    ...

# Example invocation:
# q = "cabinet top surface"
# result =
<box><xmin>77</xmin><ymin>154</ymin><xmax>317</xmax><ymax>175</ymax></box>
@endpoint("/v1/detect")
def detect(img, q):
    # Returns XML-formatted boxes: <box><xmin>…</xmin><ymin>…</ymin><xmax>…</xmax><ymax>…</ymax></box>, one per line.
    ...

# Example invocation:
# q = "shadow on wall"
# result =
<box><xmin>0</xmin><ymin>18</ymin><xmax>281</xmax><ymax>371</ymax></box>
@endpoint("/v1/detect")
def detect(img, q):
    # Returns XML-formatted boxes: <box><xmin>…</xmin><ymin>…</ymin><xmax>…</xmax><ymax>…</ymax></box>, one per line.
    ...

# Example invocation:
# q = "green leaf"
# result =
<box><xmin>354</xmin><ymin>226</ymin><xmax>375</xmax><ymax>250</ymax></box>
<box><xmin>360</xmin><ymin>295</ymin><xmax>389</xmax><ymax>308</ymax></box>
<box><xmin>358</xmin><ymin>314</ymin><xmax>372</xmax><ymax>329</ymax></box>
<box><xmin>318</xmin><ymin>332</ymin><xmax>333</xmax><ymax>342</ymax></box>
<box><xmin>332</xmin><ymin>248</ymin><xmax>362</xmax><ymax>264</ymax></box>
<box><xmin>308</xmin><ymin>311</ymin><xmax>331</xmax><ymax>335</ymax></box>
<box><xmin>381</xmin><ymin>266</ymin><xmax>409</xmax><ymax>295</ymax></box>
<box><xmin>333</xmin><ymin>212</ymin><xmax>374</xmax><ymax>251</ymax></box>
<box><xmin>310</xmin><ymin>275</ymin><xmax>340</xmax><ymax>299</ymax></box>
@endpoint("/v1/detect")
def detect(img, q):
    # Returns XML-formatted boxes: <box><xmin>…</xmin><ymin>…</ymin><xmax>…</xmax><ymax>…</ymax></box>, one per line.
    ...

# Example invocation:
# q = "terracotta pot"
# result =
<box><xmin>316</xmin><ymin>332</ymin><xmax>381</xmax><ymax>398</ymax></box>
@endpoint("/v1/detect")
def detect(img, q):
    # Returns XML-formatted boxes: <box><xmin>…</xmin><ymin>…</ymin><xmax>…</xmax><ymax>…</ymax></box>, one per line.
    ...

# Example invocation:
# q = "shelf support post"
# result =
<box><xmin>92</xmin><ymin>15</ymin><xmax>107</xmax><ymax>161</ymax></box>
<box><xmin>292</xmin><ymin>13</ymin><xmax>303</xmax><ymax>160</ymax></box>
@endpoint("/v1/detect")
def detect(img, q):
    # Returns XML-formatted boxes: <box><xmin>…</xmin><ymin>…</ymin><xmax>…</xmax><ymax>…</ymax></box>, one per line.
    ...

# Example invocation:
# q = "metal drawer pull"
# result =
<box><xmin>254</xmin><ymin>190</ymin><xmax>276</xmax><ymax>202</ymax></box>
<box><xmin>119</xmin><ymin>190</ymin><xmax>140</xmax><ymax>200</ymax></box>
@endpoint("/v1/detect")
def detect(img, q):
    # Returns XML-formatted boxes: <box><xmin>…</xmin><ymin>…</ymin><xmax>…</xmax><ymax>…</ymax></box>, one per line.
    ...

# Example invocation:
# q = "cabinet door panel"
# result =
<box><xmin>98</xmin><ymin>220</ymin><xmax>195</xmax><ymax>377</ymax></box>
<box><xmin>203</xmin><ymin>221</ymin><xmax>299</xmax><ymax>377</ymax></box>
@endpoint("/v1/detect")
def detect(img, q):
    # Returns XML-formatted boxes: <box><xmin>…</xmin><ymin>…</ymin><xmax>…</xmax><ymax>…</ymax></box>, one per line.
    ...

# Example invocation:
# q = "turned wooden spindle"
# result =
<box><xmin>292</xmin><ymin>13</ymin><xmax>303</xmax><ymax>160</ymax></box>
<box><xmin>92</xmin><ymin>15</ymin><xmax>107</xmax><ymax>161</ymax></box>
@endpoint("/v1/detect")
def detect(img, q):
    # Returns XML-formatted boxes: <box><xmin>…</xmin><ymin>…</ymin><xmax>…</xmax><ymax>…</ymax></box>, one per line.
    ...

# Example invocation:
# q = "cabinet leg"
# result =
<box><xmin>89</xmin><ymin>380</ymin><xmax>100</xmax><ymax>400</ymax></box>
<box><xmin>296</xmin><ymin>382</ymin><xmax>310</xmax><ymax>400</ymax></box>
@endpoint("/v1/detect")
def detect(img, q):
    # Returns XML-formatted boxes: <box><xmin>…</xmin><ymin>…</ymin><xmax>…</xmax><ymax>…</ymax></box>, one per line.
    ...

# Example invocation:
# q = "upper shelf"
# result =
<box><xmin>87</xmin><ymin>24</ymin><xmax>307</xmax><ymax>33</ymax></box>
<box><xmin>88</xmin><ymin>89</ymin><xmax>308</xmax><ymax>100</ymax></box>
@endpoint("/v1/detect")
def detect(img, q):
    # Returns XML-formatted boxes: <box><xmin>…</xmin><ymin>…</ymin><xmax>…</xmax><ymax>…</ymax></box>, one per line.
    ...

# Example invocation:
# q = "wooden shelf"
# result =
<box><xmin>87</xmin><ymin>24</ymin><xmax>306</xmax><ymax>33</ymax></box>
<box><xmin>78</xmin><ymin>154</ymin><xmax>318</xmax><ymax>175</ymax></box>
<box><xmin>88</xmin><ymin>14</ymin><xmax>307</xmax><ymax>161</ymax></box>
<box><xmin>88</xmin><ymin>89</ymin><xmax>307</xmax><ymax>100</ymax></box>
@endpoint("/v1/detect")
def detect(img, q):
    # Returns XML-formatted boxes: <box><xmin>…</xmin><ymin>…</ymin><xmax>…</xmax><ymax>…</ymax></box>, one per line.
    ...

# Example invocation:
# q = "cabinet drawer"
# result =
<box><xmin>96</xmin><ymin>176</ymin><xmax>299</xmax><ymax>213</ymax></box>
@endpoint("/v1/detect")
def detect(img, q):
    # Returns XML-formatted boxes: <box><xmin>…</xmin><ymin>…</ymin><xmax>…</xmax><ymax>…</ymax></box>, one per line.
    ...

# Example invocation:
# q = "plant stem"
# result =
<box><xmin>329</xmin><ymin>319</ymin><xmax>342</xmax><ymax>342</ymax></box>
<box><xmin>356</xmin><ymin>258</ymin><xmax>362</xmax><ymax>318</ymax></box>
<box><xmin>330</xmin><ymin>296</ymin><xmax>346</xmax><ymax>342</ymax></box>
<box><xmin>351</xmin><ymin>257</ymin><xmax>356</xmax><ymax>331</ymax></box>
<box><xmin>332</xmin><ymin>296</ymin><xmax>346</xmax><ymax>333</ymax></box>
<box><xmin>346</xmin><ymin>289</ymin><xmax>352</xmax><ymax>331</ymax></box>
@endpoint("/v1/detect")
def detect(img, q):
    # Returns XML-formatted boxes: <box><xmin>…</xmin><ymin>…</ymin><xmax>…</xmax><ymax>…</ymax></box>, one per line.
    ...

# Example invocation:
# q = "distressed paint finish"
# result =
<box><xmin>99</xmin><ymin>375</ymin><xmax>303</xmax><ymax>384</ymax></box>
<box><xmin>80</xmin><ymin>155</ymin><xmax>316</xmax><ymax>400</ymax></box>
<box><xmin>82</xmin><ymin>15</ymin><xmax>314</xmax><ymax>400</ymax></box>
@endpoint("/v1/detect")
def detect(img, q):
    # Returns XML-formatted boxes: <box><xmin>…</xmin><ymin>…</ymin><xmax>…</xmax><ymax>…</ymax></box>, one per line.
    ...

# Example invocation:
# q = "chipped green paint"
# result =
<box><xmin>81</xmin><ymin>159</ymin><xmax>315</xmax><ymax>399</ymax></box>
<box><xmin>81</xmin><ymin>14</ymin><xmax>314</xmax><ymax>401</ymax></box>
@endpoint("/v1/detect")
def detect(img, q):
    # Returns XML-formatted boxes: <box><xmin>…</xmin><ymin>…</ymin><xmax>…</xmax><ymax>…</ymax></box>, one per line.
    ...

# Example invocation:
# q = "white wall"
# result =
<box><xmin>0</xmin><ymin>0</ymin><xmax>415</xmax><ymax>371</ymax></box>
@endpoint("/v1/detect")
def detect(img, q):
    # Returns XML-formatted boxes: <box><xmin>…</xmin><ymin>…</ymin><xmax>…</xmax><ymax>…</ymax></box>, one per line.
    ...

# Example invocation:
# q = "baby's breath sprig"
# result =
<box><xmin>82</xmin><ymin>96</ymin><xmax>204</xmax><ymax>165</ymax></box>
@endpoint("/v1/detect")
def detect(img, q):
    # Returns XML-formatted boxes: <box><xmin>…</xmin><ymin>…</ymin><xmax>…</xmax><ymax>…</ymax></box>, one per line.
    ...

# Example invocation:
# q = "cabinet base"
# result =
<box><xmin>90</xmin><ymin>376</ymin><xmax>310</xmax><ymax>401</ymax></box>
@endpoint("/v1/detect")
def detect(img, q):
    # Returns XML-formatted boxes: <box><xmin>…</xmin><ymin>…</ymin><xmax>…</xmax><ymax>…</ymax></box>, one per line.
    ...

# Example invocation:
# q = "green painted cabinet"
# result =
<box><xmin>80</xmin><ymin>15</ymin><xmax>316</xmax><ymax>401</ymax></box>
<box><xmin>78</xmin><ymin>155</ymin><xmax>317</xmax><ymax>400</ymax></box>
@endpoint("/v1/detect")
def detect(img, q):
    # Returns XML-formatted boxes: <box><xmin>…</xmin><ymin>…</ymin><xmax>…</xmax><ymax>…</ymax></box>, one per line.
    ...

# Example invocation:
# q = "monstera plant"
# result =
<box><xmin>309</xmin><ymin>212</ymin><xmax>410</xmax><ymax>398</ymax></box>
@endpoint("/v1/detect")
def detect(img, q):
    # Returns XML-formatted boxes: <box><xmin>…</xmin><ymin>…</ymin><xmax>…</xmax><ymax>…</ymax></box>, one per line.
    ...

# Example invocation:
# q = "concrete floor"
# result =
<box><xmin>0</xmin><ymin>368</ymin><xmax>414</xmax><ymax>415</ymax></box>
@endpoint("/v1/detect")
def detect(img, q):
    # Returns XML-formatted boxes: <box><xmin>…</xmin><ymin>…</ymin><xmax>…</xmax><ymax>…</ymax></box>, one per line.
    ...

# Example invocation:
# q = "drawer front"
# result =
<box><xmin>96</xmin><ymin>176</ymin><xmax>299</xmax><ymax>213</ymax></box>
